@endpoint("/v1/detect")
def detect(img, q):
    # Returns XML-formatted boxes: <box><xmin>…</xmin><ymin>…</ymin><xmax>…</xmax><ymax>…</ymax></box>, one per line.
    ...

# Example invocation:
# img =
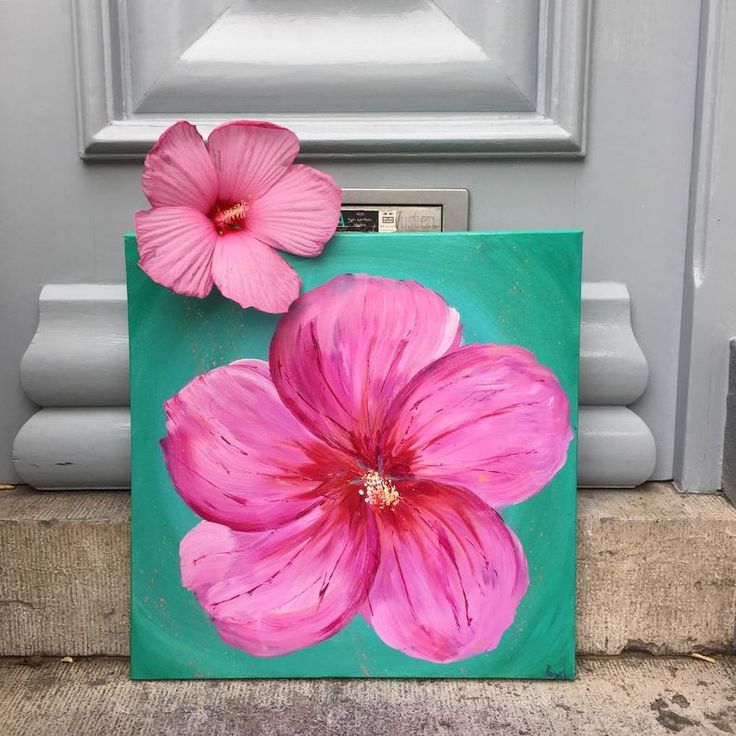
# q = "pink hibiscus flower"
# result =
<box><xmin>163</xmin><ymin>275</ymin><xmax>572</xmax><ymax>663</ymax></box>
<box><xmin>135</xmin><ymin>120</ymin><xmax>342</xmax><ymax>314</ymax></box>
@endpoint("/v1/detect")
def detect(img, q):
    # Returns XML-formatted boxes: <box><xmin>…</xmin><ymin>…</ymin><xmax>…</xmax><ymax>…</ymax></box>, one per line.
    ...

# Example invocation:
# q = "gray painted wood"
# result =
<box><xmin>674</xmin><ymin>0</ymin><xmax>736</xmax><ymax>492</ymax></box>
<box><xmin>73</xmin><ymin>0</ymin><xmax>590</xmax><ymax>157</ymax></box>
<box><xmin>577</xmin><ymin>407</ymin><xmax>656</xmax><ymax>488</ymax></box>
<box><xmin>0</xmin><ymin>0</ymin><xmax>703</xmax><ymax>483</ymax></box>
<box><xmin>12</xmin><ymin>282</ymin><xmax>656</xmax><ymax>489</ymax></box>
<box><xmin>722</xmin><ymin>339</ymin><xmax>736</xmax><ymax>504</ymax></box>
<box><xmin>11</xmin><ymin>406</ymin><xmax>656</xmax><ymax>491</ymax></box>
<box><xmin>132</xmin><ymin>1</ymin><xmax>539</xmax><ymax>115</ymax></box>
<box><xmin>20</xmin><ymin>285</ymin><xmax>129</xmax><ymax>407</ymax></box>
<box><xmin>12</xmin><ymin>408</ymin><xmax>131</xmax><ymax>490</ymax></box>
<box><xmin>579</xmin><ymin>283</ymin><xmax>648</xmax><ymax>405</ymax></box>
<box><xmin>19</xmin><ymin>282</ymin><xmax>650</xmax><ymax>408</ymax></box>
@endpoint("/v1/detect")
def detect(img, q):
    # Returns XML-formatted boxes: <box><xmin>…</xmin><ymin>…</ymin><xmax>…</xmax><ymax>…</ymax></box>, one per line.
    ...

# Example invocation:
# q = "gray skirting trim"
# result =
<box><xmin>13</xmin><ymin>407</ymin><xmax>131</xmax><ymax>490</ymax></box>
<box><xmin>13</xmin><ymin>283</ymin><xmax>656</xmax><ymax>489</ymax></box>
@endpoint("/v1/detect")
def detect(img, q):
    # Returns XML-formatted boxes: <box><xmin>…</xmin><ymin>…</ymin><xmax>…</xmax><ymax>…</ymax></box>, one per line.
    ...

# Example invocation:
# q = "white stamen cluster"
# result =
<box><xmin>358</xmin><ymin>471</ymin><xmax>400</xmax><ymax>509</ymax></box>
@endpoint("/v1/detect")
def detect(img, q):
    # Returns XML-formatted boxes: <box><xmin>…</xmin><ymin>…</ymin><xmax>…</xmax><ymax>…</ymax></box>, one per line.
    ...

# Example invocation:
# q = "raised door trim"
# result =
<box><xmin>73</xmin><ymin>0</ymin><xmax>591</xmax><ymax>159</ymax></box>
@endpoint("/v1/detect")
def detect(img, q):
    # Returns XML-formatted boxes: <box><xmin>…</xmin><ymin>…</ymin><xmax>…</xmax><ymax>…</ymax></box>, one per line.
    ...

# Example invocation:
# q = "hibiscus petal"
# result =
<box><xmin>269</xmin><ymin>274</ymin><xmax>462</xmax><ymax>459</ymax></box>
<box><xmin>142</xmin><ymin>121</ymin><xmax>218</xmax><ymax>212</ymax></box>
<box><xmin>162</xmin><ymin>359</ymin><xmax>356</xmax><ymax>532</ymax></box>
<box><xmin>135</xmin><ymin>206</ymin><xmax>216</xmax><ymax>298</ymax></box>
<box><xmin>245</xmin><ymin>164</ymin><xmax>342</xmax><ymax>257</ymax></box>
<box><xmin>211</xmin><ymin>231</ymin><xmax>301</xmax><ymax>313</ymax></box>
<box><xmin>362</xmin><ymin>479</ymin><xmax>528</xmax><ymax>663</ymax></box>
<box><xmin>207</xmin><ymin>121</ymin><xmax>300</xmax><ymax>204</ymax></box>
<box><xmin>384</xmin><ymin>344</ymin><xmax>573</xmax><ymax>507</ymax></box>
<box><xmin>180</xmin><ymin>492</ymin><xmax>379</xmax><ymax>657</ymax></box>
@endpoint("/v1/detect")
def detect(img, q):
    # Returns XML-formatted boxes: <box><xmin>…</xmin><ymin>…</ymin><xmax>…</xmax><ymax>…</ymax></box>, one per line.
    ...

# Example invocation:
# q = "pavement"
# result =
<box><xmin>0</xmin><ymin>655</ymin><xmax>734</xmax><ymax>735</ymax></box>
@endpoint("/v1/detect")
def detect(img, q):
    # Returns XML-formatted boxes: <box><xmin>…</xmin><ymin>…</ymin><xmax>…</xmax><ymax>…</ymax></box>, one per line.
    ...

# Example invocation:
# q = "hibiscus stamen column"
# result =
<box><xmin>212</xmin><ymin>201</ymin><xmax>248</xmax><ymax>234</ymax></box>
<box><xmin>359</xmin><ymin>471</ymin><xmax>400</xmax><ymax>509</ymax></box>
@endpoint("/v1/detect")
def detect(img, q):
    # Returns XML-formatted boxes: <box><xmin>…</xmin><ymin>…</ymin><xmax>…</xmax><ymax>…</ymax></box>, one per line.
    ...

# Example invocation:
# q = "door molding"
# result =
<box><xmin>12</xmin><ymin>280</ymin><xmax>655</xmax><ymax>489</ymax></box>
<box><xmin>72</xmin><ymin>0</ymin><xmax>591</xmax><ymax>159</ymax></box>
<box><xmin>675</xmin><ymin>0</ymin><xmax>736</xmax><ymax>491</ymax></box>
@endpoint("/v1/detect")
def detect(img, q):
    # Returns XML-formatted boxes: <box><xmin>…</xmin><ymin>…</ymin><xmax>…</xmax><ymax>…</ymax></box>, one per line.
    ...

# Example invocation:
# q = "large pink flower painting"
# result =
<box><xmin>162</xmin><ymin>274</ymin><xmax>573</xmax><ymax>663</ymax></box>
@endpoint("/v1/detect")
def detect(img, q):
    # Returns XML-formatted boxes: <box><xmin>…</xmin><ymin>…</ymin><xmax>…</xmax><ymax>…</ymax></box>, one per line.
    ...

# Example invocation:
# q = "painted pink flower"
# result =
<box><xmin>135</xmin><ymin>120</ymin><xmax>341</xmax><ymax>313</ymax></box>
<box><xmin>163</xmin><ymin>275</ymin><xmax>572</xmax><ymax>663</ymax></box>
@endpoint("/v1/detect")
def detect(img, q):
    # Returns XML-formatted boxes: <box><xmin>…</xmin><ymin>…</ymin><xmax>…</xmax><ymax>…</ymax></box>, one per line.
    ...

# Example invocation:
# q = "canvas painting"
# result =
<box><xmin>126</xmin><ymin>230</ymin><xmax>582</xmax><ymax>679</ymax></box>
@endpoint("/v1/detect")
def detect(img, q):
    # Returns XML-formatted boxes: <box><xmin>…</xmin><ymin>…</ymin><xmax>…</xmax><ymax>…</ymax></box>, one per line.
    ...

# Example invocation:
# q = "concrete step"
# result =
<box><xmin>0</xmin><ymin>655</ymin><xmax>734</xmax><ymax>735</ymax></box>
<box><xmin>0</xmin><ymin>483</ymin><xmax>734</xmax><ymax>657</ymax></box>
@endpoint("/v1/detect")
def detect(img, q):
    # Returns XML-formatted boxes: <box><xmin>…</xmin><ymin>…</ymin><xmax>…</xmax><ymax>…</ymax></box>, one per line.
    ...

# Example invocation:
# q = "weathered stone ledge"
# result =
<box><xmin>0</xmin><ymin>483</ymin><xmax>734</xmax><ymax>657</ymax></box>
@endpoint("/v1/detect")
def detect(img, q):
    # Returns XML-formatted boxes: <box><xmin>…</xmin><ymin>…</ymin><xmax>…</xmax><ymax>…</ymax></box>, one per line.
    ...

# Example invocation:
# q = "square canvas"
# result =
<box><xmin>126</xmin><ymin>230</ymin><xmax>582</xmax><ymax>680</ymax></box>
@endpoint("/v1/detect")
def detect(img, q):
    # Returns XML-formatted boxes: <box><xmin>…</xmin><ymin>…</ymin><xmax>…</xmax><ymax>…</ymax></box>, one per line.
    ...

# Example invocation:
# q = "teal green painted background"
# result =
<box><xmin>125</xmin><ymin>231</ymin><xmax>582</xmax><ymax>680</ymax></box>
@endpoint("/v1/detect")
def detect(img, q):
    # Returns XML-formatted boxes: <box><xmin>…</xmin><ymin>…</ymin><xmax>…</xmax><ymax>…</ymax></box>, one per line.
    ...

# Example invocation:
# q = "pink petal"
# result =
<box><xmin>142</xmin><ymin>121</ymin><xmax>218</xmax><ymax>212</ymax></box>
<box><xmin>180</xmin><ymin>492</ymin><xmax>379</xmax><ymax>657</ymax></box>
<box><xmin>162</xmin><ymin>359</ymin><xmax>356</xmax><ymax>532</ymax></box>
<box><xmin>384</xmin><ymin>344</ymin><xmax>573</xmax><ymax>507</ymax></box>
<box><xmin>245</xmin><ymin>164</ymin><xmax>342</xmax><ymax>257</ymax></box>
<box><xmin>135</xmin><ymin>206</ymin><xmax>216</xmax><ymax>298</ymax></box>
<box><xmin>207</xmin><ymin>121</ymin><xmax>300</xmax><ymax>205</ymax></box>
<box><xmin>211</xmin><ymin>231</ymin><xmax>301</xmax><ymax>313</ymax></box>
<box><xmin>269</xmin><ymin>275</ymin><xmax>462</xmax><ymax>459</ymax></box>
<box><xmin>363</xmin><ymin>479</ymin><xmax>528</xmax><ymax>663</ymax></box>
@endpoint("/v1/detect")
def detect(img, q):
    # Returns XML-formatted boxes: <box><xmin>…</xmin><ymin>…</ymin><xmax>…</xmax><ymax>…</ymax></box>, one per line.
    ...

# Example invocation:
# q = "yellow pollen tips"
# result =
<box><xmin>358</xmin><ymin>471</ymin><xmax>400</xmax><ymax>509</ymax></box>
<box><xmin>213</xmin><ymin>201</ymin><xmax>248</xmax><ymax>234</ymax></box>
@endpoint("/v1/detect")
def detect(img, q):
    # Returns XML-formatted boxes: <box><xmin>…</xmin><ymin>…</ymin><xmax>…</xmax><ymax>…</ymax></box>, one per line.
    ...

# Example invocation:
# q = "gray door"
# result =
<box><xmin>1</xmin><ymin>0</ymin><xmax>731</xmax><ymax>490</ymax></box>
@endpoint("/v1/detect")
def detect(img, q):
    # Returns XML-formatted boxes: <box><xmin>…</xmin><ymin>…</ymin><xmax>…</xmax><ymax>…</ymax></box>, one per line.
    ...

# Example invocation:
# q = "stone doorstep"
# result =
<box><xmin>0</xmin><ymin>484</ymin><xmax>734</xmax><ymax>658</ymax></box>
<box><xmin>0</xmin><ymin>655</ymin><xmax>735</xmax><ymax>736</ymax></box>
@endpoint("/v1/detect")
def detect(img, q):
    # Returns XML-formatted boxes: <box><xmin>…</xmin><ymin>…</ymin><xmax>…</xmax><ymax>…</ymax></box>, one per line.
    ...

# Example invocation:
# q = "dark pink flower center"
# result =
<box><xmin>212</xmin><ymin>200</ymin><xmax>248</xmax><ymax>235</ymax></box>
<box><xmin>358</xmin><ymin>470</ymin><xmax>400</xmax><ymax>510</ymax></box>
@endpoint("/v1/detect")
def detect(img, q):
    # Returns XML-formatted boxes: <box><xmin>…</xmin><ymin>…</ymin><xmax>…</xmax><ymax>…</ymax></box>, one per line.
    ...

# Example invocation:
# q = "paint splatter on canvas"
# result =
<box><xmin>126</xmin><ymin>230</ymin><xmax>581</xmax><ymax>679</ymax></box>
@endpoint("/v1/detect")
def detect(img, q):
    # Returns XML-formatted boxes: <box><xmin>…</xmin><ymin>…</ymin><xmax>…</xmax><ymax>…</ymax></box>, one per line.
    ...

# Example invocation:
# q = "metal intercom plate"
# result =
<box><xmin>339</xmin><ymin>189</ymin><xmax>468</xmax><ymax>233</ymax></box>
